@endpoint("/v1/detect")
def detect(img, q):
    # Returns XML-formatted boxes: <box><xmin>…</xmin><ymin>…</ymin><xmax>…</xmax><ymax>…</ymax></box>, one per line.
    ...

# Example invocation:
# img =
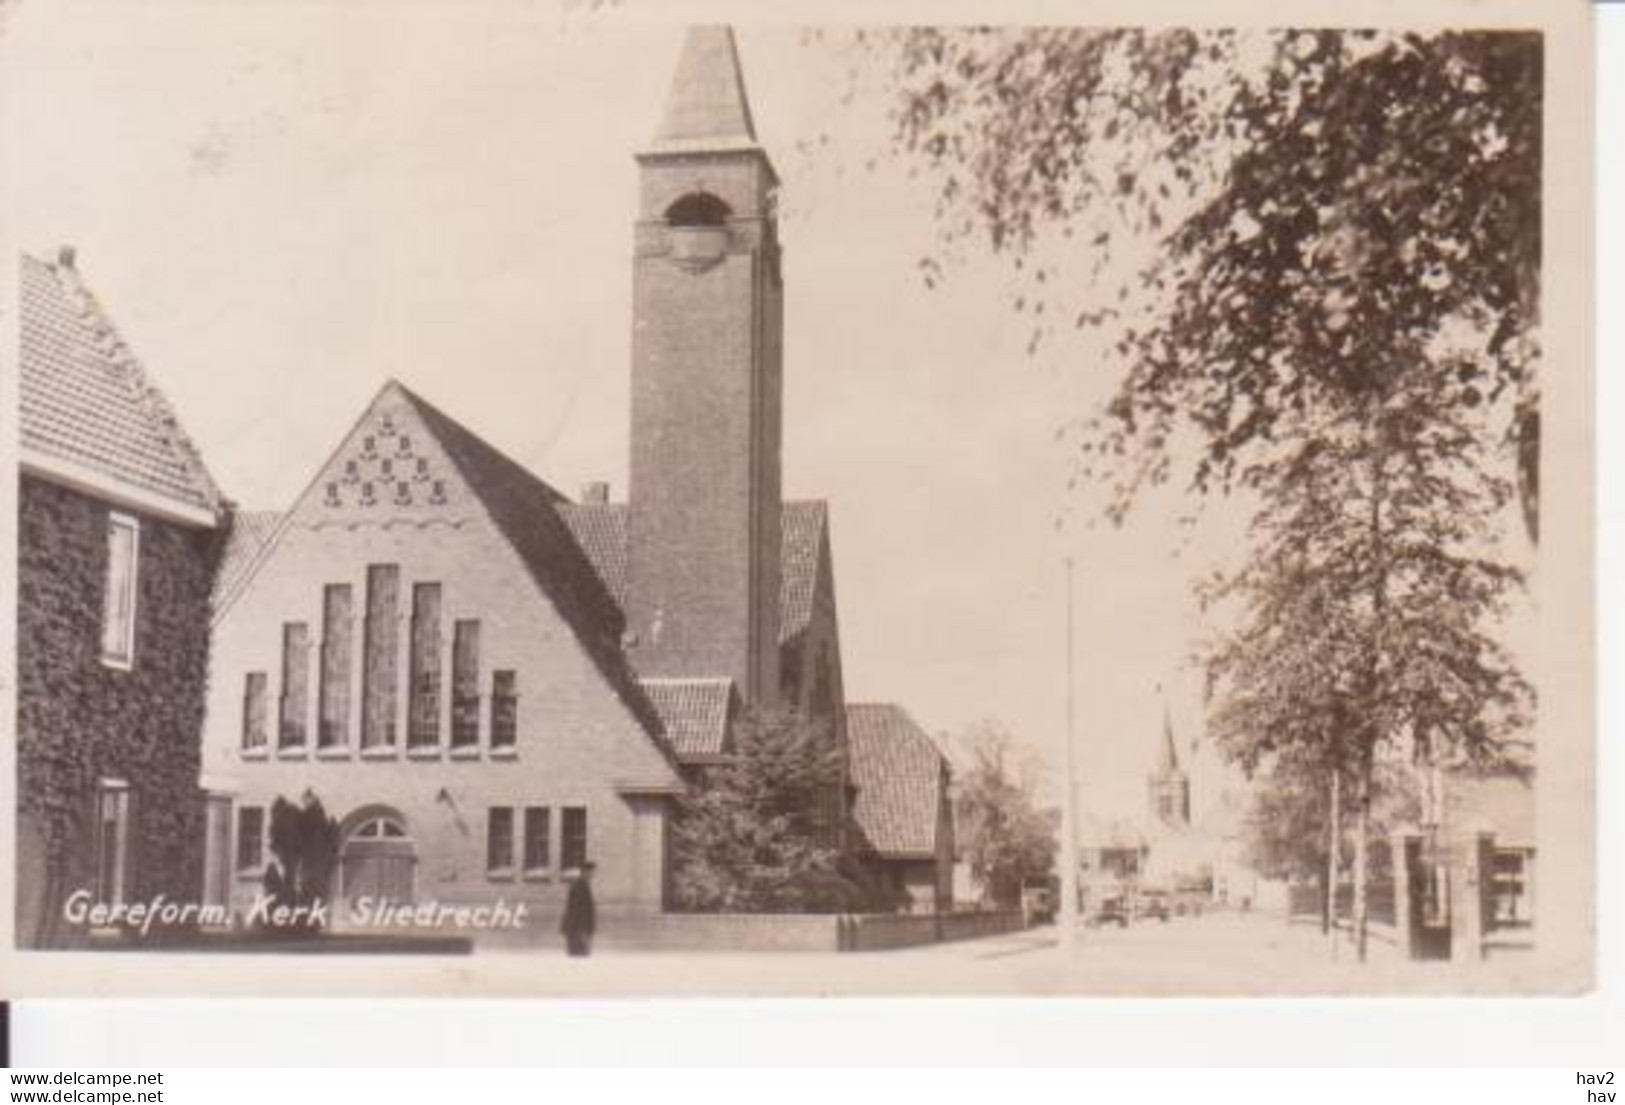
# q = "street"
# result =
<box><xmin>884</xmin><ymin>909</ymin><xmax>1539</xmax><ymax>995</ymax></box>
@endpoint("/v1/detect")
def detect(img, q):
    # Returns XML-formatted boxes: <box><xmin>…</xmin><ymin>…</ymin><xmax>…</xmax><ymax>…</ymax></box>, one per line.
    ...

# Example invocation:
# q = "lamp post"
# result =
<box><xmin>1060</xmin><ymin>557</ymin><xmax>1081</xmax><ymax>955</ymax></box>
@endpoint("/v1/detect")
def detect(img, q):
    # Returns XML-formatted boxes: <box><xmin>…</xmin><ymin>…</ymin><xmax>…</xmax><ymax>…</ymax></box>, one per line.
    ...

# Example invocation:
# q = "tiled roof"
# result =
<box><xmin>19</xmin><ymin>251</ymin><xmax>223</xmax><ymax>519</ymax></box>
<box><xmin>641</xmin><ymin>677</ymin><xmax>734</xmax><ymax>761</ymax></box>
<box><xmin>556</xmin><ymin>501</ymin><xmax>632</xmax><ymax>611</ymax></box>
<box><xmin>214</xmin><ymin>510</ymin><xmax>282</xmax><ymax>605</ymax></box>
<box><xmin>846</xmin><ymin>703</ymin><xmax>949</xmax><ymax>860</ymax></box>
<box><xmin>779</xmin><ymin>500</ymin><xmax>827</xmax><ymax>646</ymax></box>
<box><xmin>556</xmin><ymin>499</ymin><xmax>828</xmax><ymax>645</ymax></box>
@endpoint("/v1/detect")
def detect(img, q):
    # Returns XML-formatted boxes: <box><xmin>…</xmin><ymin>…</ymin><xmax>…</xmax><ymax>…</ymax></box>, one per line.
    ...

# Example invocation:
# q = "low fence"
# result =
<box><xmin>839</xmin><ymin>910</ymin><xmax>1025</xmax><ymax>952</ymax></box>
<box><xmin>600</xmin><ymin>912</ymin><xmax>843</xmax><ymax>952</ymax></box>
<box><xmin>594</xmin><ymin>909</ymin><xmax>1027</xmax><ymax>953</ymax></box>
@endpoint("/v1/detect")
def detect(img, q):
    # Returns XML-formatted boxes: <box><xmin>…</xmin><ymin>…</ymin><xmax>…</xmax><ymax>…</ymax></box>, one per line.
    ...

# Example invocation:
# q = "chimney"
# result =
<box><xmin>580</xmin><ymin>481</ymin><xmax>610</xmax><ymax>505</ymax></box>
<box><xmin>57</xmin><ymin>245</ymin><xmax>77</xmax><ymax>269</ymax></box>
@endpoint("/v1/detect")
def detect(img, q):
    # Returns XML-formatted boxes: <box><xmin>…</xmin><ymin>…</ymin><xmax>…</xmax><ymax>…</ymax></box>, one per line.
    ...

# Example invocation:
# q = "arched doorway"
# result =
<box><xmin>336</xmin><ymin>809</ymin><xmax>416</xmax><ymax>922</ymax></box>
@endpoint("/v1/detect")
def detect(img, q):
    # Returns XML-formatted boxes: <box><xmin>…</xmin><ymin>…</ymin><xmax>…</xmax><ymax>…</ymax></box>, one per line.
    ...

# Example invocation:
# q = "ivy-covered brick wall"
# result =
<box><xmin>15</xmin><ymin>475</ymin><xmax>222</xmax><ymax>948</ymax></box>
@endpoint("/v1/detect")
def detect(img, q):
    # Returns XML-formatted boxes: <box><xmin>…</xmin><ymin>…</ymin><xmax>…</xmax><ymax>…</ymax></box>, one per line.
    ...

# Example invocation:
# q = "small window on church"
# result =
<box><xmin>491</xmin><ymin>670</ymin><xmax>517</xmax><ymax>749</ymax></box>
<box><xmin>665</xmin><ymin>191</ymin><xmax>731</xmax><ymax>228</ymax></box>
<box><xmin>243</xmin><ymin>671</ymin><xmax>269</xmax><ymax>751</ymax></box>
<box><xmin>407</xmin><ymin>583</ymin><xmax>443</xmax><ymax>749</ymax></box>
<box><xmin>279</xmin><ymin>622</ymin><xmax>310</xmax><ymax>750</ymax></box>
<box><xmin>451</xmin><ymin>620</ymin><xmax>481</xmax><ymax>749</ymax></box>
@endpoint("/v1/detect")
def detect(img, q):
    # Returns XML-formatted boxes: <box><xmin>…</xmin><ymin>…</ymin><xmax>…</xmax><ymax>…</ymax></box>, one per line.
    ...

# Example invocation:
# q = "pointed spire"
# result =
<box><xmin>1158</xmin><ymin>702</ymin><xmax>1182</xmax><ymax>775</ymax></box>
<box><xmin>650</xmin><ymin>26</ymin><xmax>758</xmax><ymax>151</ymax></box>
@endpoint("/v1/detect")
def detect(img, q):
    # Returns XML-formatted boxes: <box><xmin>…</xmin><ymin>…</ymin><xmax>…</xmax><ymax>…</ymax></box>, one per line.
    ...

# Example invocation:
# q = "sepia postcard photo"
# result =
<box><xmin>0</xmin><ymin>0</ymin><xmax>1595</xmax><ymax>996</ymax></box>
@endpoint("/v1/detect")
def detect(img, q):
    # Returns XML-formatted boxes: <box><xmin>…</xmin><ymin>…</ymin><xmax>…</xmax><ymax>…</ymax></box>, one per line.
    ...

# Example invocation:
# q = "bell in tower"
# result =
<box><xmin>625</xmin><ymin>26</ymin><xmax>784</xmax><ymax>705</ymax></box>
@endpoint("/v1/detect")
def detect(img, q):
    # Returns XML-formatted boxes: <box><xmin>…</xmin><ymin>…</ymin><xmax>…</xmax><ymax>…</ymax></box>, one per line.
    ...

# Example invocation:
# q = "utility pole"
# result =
<box><xmin>1059</xmin><ymin>557</ymin><xmax>1081</xmax><ymax>955</ymax></box>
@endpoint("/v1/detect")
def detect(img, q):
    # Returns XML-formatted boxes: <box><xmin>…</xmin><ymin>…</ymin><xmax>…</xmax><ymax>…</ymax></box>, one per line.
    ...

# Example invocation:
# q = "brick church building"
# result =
<box><xmin>199</xmin><ymin>28</ymin><xmax>952</xmax><ymax>936</ymax></box>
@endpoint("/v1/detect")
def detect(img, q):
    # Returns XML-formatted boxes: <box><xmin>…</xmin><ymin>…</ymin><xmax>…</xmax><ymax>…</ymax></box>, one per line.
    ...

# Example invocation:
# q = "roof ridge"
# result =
<box><xmin>20</xmin><ymin>250</ymin><xmax>226</xmax><ymax>519</ymax></box>
<box><xmin>391</xmin><ymin>382</ymin><xmax>675</xmax><ymax>760</ymax></box>
<box><xmin>45</xmin><ymin>253</ymin><xmax>226</xmax><ymax>514</ymax></box>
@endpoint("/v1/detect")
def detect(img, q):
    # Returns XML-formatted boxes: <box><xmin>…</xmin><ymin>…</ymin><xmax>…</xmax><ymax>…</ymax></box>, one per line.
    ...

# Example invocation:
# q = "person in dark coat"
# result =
<box><xmin>561</xmin><ymin>861</ymin><xmax>597</xmax><ymax>957</ymax></box>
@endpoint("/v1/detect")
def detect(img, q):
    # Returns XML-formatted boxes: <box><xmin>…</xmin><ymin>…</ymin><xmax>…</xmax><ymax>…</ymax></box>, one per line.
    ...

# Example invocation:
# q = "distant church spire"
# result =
<box><xmin>1149</xmin><ymin>696</ymin><xmax>1191</xmax><ymax>828</ymax></box>
<box><xmin>1157</xmin><ymin>702</ymin><xmax>1181</xmax><ymax>775</ymax></box>
<box><xmin>651</xmin><ymin>26</ymin><xmax>758</xmax><ymax>150</ymax></box>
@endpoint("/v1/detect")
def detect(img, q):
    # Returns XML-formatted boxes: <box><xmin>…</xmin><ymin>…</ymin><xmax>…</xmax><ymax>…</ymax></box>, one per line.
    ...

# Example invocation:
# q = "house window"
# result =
<box><xmin>561</xmin><ymin>806</ymin><xmax>588</xmax><ymax>871</ymax></box>
<box><xmin>451</xmin><ymin>620</ymin><xmax>481</xmax><ymax>749</ymax></box>
<box><xmin>236</xmin><ymin>806</ymin><xmax>265</xmax><ymax>873</ymax></box>
<box><xmin>318</xmin><ymin>585</ymin><xmax>353</xmax><ymax>748</ymax></box>
<box><xmin>408</xmin><ymin>583</ymin><xmax>443</xmax><ymax>748</ymax></box>
<box><xmin>279</xmin><ymin>622</ymin><xmax>311</xmax><ymax>749</ymax></box>
<box><xmin>100</xmin><ymin>513</ymin><xmax>140</xmax><ymax>668</ymax></box>
<box><xmin>490</xmin><ymin>670</ymin><xmax>517</xmax><ymax>749</ymax></box>
<box><xmin>1490</xmin><ymin>848</ymin><xmax>1534</xmax><ymax>929</ymax></box>
<box><xmin>486</xmin><ymin>807</ymin><xmax>514</xmax><ymax>875</ymax></box>
<box><xmin>361</xmin><ymin>565</ymin><xmax>400</xmax><ymax>749</ymax></box>
<box><xmin>93</xmin><ymin>782</ymin><xmax>133</xmax><ymax>907</ymax></box>
<box><xmin>523</xmin><ymin>807</ymin><xmax>551</xmax><ymax>875</ymax></box>
<box><xmin>242</xmin><ymin>671</ymin><xmax>269</xmax><ymax>751</ymax></box>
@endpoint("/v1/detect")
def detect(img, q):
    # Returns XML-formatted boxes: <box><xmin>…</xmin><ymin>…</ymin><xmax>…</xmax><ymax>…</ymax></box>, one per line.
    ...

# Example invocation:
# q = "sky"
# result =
<box><xmin>7</xmin><ymin>4</ymin><xmax>1284</xmax><ymax>821</ymax></box>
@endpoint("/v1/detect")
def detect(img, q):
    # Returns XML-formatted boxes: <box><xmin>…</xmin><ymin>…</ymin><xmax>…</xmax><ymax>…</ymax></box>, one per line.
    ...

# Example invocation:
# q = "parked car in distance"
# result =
<box><xmin>1135</xmin><ymin>886</ymin><xmax>1171</xmax><ymax>922</ymax></box>
<box><xmin>1087</xmin><ymin>893</ymin><xmax>1130</xmax><ymax>928</ymax></box>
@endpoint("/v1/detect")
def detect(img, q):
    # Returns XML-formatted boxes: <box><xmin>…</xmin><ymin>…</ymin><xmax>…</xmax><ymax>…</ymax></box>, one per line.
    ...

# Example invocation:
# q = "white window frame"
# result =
<box><xmin>100</xmin><ymin>512</ymin><xmax>140</xmax><ymax>670</ymax></box>
<box><xmin>486</xmin><ymin>806</ymin><xmax>515</xmax><ymax>880</ymax></box>
<box><xmin>522</xmin><ymin>805</ymin><xmax>552</xmax><ymax>880</ymax></box>
<box><xmin>93</xmin><ymin>779</ymin><xmax>133</xmax><ymax>909</ymax></box>
<box><xmin>235</xmin><ymin>804</ymin><xmax>268</xmax><ymax>878</ymax></box>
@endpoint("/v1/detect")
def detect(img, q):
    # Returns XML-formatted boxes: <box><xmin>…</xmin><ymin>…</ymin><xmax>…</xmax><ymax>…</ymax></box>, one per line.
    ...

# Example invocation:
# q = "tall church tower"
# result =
<box><xmin>626</xmin><ymin>27</ymin><xmax>783</xmax><ymax>704</ymax></box>
<box><xmin>1149</xmin><ymin>705</ymin><xmax>1192</xmax><ymax>828</ymax></box>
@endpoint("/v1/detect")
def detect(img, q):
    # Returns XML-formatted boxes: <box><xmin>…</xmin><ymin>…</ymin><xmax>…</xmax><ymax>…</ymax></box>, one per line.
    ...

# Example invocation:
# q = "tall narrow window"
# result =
<box><xmin>100</xmin><ymin>513</ymin><xmax>140</xmax><ymax>668</ymax></box>
<box><xmin>361</xmin><ymin>564</ymin><xmax>400</xmax><ymax>749</ymax></box>
<box><xmin>408</xmin><ymin>583</ymin><xmax>443</xmax><ymax>748</ymax></box>
<box><xmin>242</xmin><ymin>672</ymin><xmax>269</xmax><ymax>751</ymax></box>
<box><xmin>236</xmin><ymin>806</ymin><xmax>265</xmax><ymax>873</ymax></box>
<box><xmin>278</xmin><ymin>622</ymin><xmax>310</xmax><ymax>750</ymax></box>
<box><xmin>451</xmin><ymin>619</ymin><xmax>481</xmax><ymax>749</ymax></box>
<box><xmin>486</xmin><ymin>807</ymin><xmax>514</xmax><ymax>875</ymax></box>
<box><xmin>318</xmin><ymin>584</ymin><xmax>353</xmax><ymax>748</ymax></box>
<box><xmin>93</xmin><ymin>782</ymin><xmax>133</xmax><ymax>907</ymax></box>
<box><xmin>523</xmin><ymin>807</ymin><xmax>551</xmax><ymax>874</ymax></box>
<box><xmin>561</xmin><ymin>806</ymin><xmax>588</xmax><ymax>871</ymax></box>
<box><xmin>490</xmin><ymin>670</ymin><xmax>517</xmax><ymax>750</ymax></box>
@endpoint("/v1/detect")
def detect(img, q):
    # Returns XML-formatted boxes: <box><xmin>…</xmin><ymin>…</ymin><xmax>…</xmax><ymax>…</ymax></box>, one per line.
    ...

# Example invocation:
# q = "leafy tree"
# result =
<box><xmin>877</xmin><ymin>28</ymin><xmax>1539</xmax><ymax>959</ymax></box>
<box><xmin>952</xmin><ymin>721</ymin><xmax>1058</xmax><ymax>910</ymax></box>
<box><xmin>882</xmin><ymin>29</ymin><xmax>1539</xmax><ymax>526</ymax></box>
<box><xmin>669</xmin><ymin>707</ymin><xmax>860</xmax><ymax>913</ymax></box>
<box><xmin>1202</xmin><ymin>347</ymin><xmax>1532</xmax><ymax>956</ymax></box>
<box><xmin>262</xmin><ymin>793</ymin><xmax>339</xmax><ymax>933</ymax></box>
